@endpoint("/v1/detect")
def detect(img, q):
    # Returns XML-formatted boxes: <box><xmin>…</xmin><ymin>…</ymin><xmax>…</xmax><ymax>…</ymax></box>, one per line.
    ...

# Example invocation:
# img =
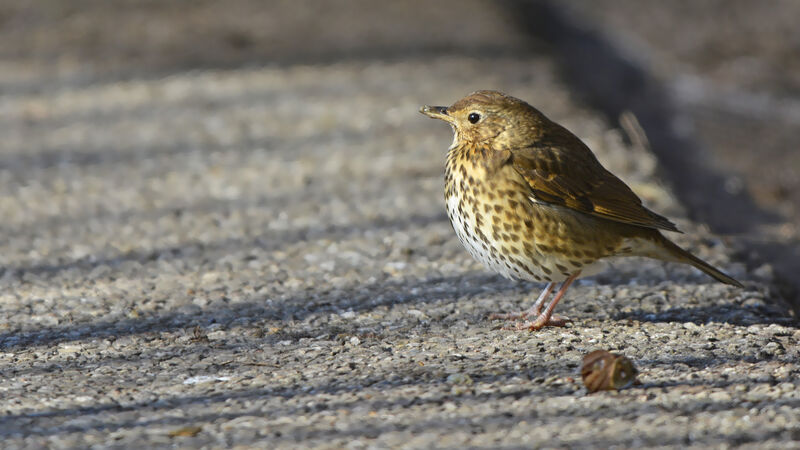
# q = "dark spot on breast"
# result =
<box><xmin>555</xmin><ymin>263</ymin><xmax>569</xmax><ymax>273</ymax></box>
<box><xmin>510</xmin><ymin>180</ymin><xmax>526</xmax><ymax>190</ymax></box>
<box><xmin>523</xmin><ymin>242</ymin><xmax>535</xmax><ymax>254</ymax></box>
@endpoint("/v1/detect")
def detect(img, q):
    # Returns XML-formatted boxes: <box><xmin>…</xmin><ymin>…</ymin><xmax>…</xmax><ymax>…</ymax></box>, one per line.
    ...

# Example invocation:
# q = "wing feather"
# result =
<box><xmin>510</xmin><ymin>127</ymin><xmax>679</xmax><ymax>232</ymax></box>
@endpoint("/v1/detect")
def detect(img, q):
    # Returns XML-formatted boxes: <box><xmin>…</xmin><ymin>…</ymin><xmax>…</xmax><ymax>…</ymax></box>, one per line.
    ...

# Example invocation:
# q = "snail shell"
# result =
<box><xmin>581</xmin><ymin>350</ymin><xmax>638</xmax><ymax>393</ymax></box>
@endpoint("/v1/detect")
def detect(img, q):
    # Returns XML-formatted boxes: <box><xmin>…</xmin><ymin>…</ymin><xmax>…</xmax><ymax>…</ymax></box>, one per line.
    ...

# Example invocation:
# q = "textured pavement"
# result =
<box><xmin>0</xmin><ymin>1</ymin><xmax>798</xmax><ymax>448</ymax></box>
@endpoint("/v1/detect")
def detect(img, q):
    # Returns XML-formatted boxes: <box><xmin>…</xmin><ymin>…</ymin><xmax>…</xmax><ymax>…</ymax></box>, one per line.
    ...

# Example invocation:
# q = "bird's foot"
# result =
<box><xmin>504</xmin><ymin>314</ymin><xmax>571</xmax><ymax>331</ymax></box>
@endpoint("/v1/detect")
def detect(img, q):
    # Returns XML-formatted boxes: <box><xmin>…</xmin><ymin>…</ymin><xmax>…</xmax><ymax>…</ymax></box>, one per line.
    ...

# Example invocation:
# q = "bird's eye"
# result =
<box><xmin>467</xmin><ymin>112</ymin><xmax>481</xmax><ymax>124</ymax></box>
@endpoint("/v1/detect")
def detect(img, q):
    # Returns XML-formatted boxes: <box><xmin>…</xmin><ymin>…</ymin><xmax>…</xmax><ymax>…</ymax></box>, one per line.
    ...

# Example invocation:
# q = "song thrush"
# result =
<box><xmin>420</xmin><ymin>90</ymin><xmax>742</xmax><ymax>331</ymax></box>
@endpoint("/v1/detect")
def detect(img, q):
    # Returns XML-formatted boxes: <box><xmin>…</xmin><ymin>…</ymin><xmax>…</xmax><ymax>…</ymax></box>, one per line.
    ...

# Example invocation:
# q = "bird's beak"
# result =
<box><xmin>420</xmin><ymin>105</ymin><xmax>452</xmax><ymax>122</ymax></box>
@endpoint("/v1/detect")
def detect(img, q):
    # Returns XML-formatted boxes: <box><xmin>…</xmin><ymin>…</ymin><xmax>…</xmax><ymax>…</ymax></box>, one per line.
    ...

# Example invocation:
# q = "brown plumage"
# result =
<box><xmin>420</xmin><ymin>90</ymin><xmax>741</xmax><ymax>331</ymax></box>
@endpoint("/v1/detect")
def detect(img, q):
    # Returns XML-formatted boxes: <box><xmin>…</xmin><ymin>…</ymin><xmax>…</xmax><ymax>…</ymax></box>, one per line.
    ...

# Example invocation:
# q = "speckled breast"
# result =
<box><xmin>444</xmin><ymin>145</ymin><xmax>607</xmax><ymax>283</ymax></box>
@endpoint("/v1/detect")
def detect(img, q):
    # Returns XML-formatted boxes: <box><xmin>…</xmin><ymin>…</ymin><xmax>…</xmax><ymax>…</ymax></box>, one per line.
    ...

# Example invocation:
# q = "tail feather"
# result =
<box><xmin>657</xmin><ymin>235</ymin><xmax>743</xmax><ymax>288</ymax></box>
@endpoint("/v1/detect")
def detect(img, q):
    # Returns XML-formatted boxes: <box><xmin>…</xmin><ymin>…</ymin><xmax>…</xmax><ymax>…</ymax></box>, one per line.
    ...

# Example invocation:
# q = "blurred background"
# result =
<box><xmin>1</xmin><ymin>0</ymin><xmax>796</xmax><ymax>306</ymax></box>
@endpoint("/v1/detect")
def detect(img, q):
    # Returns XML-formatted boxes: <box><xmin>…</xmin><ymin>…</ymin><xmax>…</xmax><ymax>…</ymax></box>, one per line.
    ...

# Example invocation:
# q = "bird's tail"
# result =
<box><xmin>655</xmin><ymin>234</ymin><xmax>743</xmax><ymax>287</ymax></box>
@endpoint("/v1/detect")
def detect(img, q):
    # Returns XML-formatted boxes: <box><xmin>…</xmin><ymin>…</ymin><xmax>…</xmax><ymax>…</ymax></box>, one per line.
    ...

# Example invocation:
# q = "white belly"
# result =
<box><xmin>444</xmin><ymin>192</ymin><xmax>604</xmax><ymax>283</ymax></box>
<box><xmin>446</xmin><ymin>194</ymin><xmax>509</xmax><ymax>277</ymax></box>
<box><xmin>445</xmin><ymin>193</ymin><xmax>547</xmax><ymax>281</ymax></box>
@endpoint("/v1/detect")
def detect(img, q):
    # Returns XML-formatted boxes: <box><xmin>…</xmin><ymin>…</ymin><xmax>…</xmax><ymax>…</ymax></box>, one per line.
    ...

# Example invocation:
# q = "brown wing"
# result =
<box><xmin>510</xmin><ymin>128</ymin><xmax>680</xmax><ymax>232</ymax></box>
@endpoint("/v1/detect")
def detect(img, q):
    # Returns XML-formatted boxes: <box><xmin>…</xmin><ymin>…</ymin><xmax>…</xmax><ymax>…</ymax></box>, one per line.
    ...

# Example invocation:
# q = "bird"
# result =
<box><xmin>420</xmin><ymin>90</ymin><xmax>742</xmax><ymax>331</ymax></box>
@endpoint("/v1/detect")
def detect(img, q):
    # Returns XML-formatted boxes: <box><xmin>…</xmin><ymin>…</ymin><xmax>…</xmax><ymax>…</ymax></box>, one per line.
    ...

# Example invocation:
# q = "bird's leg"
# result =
<box><xmin>518</xmin><ymin>271</ymin><xmax>581</xmax><ymax>331</ymax></box>
<box><xmin>489</xmin><ymin>282</ymin><xmax>555</xmax><ymax>321</ymax></box>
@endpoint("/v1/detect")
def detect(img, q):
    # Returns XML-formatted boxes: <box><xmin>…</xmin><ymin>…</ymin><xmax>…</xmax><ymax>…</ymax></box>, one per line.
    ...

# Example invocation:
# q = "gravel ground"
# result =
<box><xmin>0</xmin><ymin>1</ymin><xmax>798</xmax><ymax>448</ymax></box>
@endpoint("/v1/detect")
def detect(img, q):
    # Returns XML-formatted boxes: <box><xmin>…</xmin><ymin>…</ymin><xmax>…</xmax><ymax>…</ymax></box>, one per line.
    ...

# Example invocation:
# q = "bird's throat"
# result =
<box><xmin>448</xmin><ymin>125</ymin><xmax>459</xmax><ymax>151</ymax></box>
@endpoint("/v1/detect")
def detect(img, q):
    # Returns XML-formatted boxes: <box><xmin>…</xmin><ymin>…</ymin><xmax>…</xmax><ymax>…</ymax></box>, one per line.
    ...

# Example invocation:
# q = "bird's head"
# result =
<box><xmin>420</xmin><ymin>90</ymin><xmax>546</xmax><ymax>150</ymax></box>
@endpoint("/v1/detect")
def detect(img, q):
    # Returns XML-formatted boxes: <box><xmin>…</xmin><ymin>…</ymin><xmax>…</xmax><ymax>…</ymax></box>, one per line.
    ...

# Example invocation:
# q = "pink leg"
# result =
<box><xmin>489</xmin><ymin>282</ymin><xmax>555</xmax><ymax>320</ymax></box>
<box><xmin>517</xmin><ymin>271</ymin><xmax>581</xmax><ymax>331</ymax></box>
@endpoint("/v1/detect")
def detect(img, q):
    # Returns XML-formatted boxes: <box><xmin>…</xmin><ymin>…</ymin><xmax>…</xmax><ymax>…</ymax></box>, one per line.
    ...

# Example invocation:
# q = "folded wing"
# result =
<box><xmin>510</xmin><ymin>125</ymin><xmax>679</xmax><ymax>232</ymax></box>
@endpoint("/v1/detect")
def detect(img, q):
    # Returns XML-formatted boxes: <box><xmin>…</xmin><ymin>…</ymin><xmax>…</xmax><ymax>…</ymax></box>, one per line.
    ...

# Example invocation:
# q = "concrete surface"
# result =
<box><xmin>0</xmin><ymin>1</ymin><xmax>797</xmax><ymax>448</ymax></box>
